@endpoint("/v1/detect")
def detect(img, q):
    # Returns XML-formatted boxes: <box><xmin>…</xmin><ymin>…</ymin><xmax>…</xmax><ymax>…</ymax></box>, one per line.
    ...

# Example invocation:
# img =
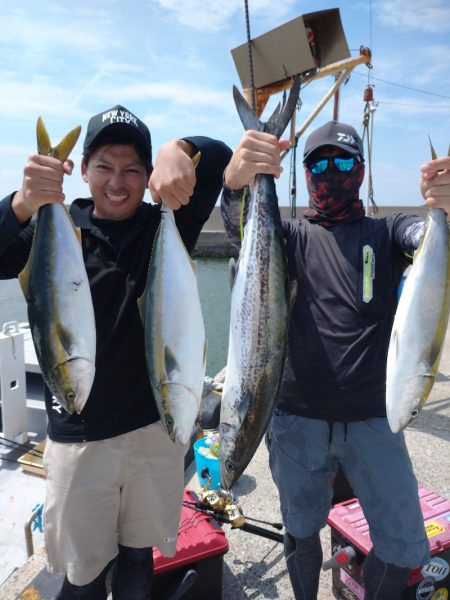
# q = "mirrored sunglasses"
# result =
<box><xmin>306</xmin><ymin>156</ymin><xmax>358</xmax><ymax>174</ymax></box>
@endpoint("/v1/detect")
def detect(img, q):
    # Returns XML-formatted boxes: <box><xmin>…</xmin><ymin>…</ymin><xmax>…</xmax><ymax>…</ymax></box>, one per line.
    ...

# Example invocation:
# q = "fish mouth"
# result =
<box><xmin>51</xmin><ymin>356</ymin><xmax>95</xmax><ymax>414</ymax></box>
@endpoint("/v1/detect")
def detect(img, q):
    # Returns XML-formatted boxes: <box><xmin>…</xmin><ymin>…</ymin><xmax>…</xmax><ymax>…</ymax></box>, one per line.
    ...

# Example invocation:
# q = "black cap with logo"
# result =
<box><xmin>303</xmin><ymin>121</ymin><xmax>364</xmax><ymax>162</ymax></box>
<box><xmin>83</xmin><ymin>105</ymin><xmax>152</xmax><ymax>170</ymax></box>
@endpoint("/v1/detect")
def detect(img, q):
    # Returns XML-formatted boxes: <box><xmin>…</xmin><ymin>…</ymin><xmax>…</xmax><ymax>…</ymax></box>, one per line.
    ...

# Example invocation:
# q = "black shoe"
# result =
<box><xmin>110</xmin><ymin>545</ymin><xmax>154</xmax><ymax>600</ymax></box>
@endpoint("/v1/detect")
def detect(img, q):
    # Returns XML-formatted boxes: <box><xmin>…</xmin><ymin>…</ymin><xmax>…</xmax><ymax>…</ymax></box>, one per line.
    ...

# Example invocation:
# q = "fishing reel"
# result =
<box><xmin>199</xmin><ymin>470</ymin><xmax>245</xmax><ymax>528</ymax></box>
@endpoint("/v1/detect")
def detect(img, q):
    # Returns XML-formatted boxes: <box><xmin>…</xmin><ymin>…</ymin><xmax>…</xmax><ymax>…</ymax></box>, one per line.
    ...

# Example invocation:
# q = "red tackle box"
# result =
<box><xmin>327</xmin><ymin>486</ymin><xmax>450</xmax><ymax>600</ymax></box>
<box><xmin>152</xmin><ymin>489</ymin><xmax>229</xmax><ymax>599</ymax></box>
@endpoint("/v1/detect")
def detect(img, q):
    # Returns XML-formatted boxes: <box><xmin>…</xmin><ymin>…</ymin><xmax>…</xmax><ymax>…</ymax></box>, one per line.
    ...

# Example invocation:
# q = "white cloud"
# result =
<box><xmin>154</xmin><ymin>0</ymin><xmax>297</xmax><ymax>32</ymax></box>
<box><xmin>0</xmin><ymin>11</ymin><xmax>116</xmax><ymax>57</ymax></box>
<box><xmin>378</xmin><ymin>0</ymin><xmax>450</xmax><ymax>33</ymax></box>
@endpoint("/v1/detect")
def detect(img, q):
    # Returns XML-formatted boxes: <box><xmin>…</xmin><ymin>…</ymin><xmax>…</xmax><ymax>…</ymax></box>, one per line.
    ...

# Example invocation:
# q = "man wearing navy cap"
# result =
<box><xmin>221</xmin><ymin>121</ymin><xmax>450</xmax><ymax>599</ymax></box>
<box><xmin>0</xmin><ymin>105</ymin><xmax>232</xmax><ymax>599</ymax></box>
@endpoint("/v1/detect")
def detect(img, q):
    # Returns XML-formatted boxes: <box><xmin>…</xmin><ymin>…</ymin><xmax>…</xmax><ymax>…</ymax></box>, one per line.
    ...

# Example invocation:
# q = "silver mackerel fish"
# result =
<box><xmin>386</xmin><ymin>142</ymin><xmax>450</xmax><ymax>432</ymax></box>
<box><xmin>219</xmin><ymin>78</ymin><xmax>300</xmax><ymax>490</ymax></box>
<box><xmin>19</xmin><ymin>118</ymin><xmax>96</xmax><ymax>415</ymax></box>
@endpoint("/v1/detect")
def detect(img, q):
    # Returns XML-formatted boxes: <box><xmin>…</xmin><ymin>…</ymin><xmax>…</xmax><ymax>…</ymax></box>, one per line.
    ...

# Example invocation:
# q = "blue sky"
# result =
<box><xmin>0</xmin><ymin>0</ymin><xmax>449</xmax><ymax>207</ymax></box>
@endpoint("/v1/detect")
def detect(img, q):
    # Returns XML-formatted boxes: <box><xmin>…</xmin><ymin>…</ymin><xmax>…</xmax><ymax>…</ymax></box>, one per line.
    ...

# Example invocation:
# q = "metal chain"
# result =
<box><xmin>244</xmin><ymin>0</ymin><xmax>256</xmax><ymax>112</ymax></box>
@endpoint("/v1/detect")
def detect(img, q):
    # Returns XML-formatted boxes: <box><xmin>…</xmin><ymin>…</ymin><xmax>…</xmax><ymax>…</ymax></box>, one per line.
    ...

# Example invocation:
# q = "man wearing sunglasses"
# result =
<box><xmin>221</xmin><ymin>120</ymin><xmax>450</xmax><ymax>600</ymax></box>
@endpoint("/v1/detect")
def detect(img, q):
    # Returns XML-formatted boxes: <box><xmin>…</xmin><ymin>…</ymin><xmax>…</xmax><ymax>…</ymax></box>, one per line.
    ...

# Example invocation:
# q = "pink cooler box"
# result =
<box><xmin>327</xmin><ymin>486</ymin><xmax>450</xmax><ymax>599</ymax></box>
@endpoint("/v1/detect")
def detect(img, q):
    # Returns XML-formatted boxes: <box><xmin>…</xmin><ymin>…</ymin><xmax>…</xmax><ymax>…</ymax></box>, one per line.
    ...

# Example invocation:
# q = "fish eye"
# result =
<box><xmin>411</xmin><ymin>409</ymin><xmax>419</xmax><ymax>419</ymax></box>
<box><xmin>225</xmin><ymin>459</ymin><xmax>235</xmax><ymax>472</ymax></box>
<box><xmin>166</xmin><ymin>416</ymin><xmax>174</xmax><ymax>429</ymax></box>
<box><xmin>67</xmin><ymin>391</ymin><xmax>75</xmax><ymax>401</ymax></box>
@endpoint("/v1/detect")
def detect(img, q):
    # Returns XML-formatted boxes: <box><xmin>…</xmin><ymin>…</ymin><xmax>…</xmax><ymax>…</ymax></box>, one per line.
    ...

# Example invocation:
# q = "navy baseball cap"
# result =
<box><xmin>303</xmin><ymin>121</ymin><xmax>364</xmax><ymax>161</ymax></box>
<box><xmin>83</xmin><ymin>105</ymin><xmax>152</xmax><ymax>169</ymax></box>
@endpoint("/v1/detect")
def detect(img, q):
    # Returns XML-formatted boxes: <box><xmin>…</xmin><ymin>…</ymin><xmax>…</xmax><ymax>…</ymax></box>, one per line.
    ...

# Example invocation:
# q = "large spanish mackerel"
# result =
<box><xmin>19</xmin><ymin>118</ymin><xmax>96</xmax><ymax>415</ymax></box>
<box><xmin>386</xmin><ymin>140</ymin><xmax>450</xmax><ymax>432</ymax></box>
<box><xmin>219</xmin><ymin>78</ymin><xmax>300</xmax><ymax>490</ymax></box>
<box><xmin>139</xmin><ymin>154</ymin><xmax>207</xmax><ymax>445</ymax></box>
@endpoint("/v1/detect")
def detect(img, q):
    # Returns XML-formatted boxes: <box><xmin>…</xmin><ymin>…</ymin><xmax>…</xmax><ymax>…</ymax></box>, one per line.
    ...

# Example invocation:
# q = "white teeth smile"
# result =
<box><xmin>106</xmin><ymin>193</ymin><xmax>128</xmax><ymax>203</ymax></box>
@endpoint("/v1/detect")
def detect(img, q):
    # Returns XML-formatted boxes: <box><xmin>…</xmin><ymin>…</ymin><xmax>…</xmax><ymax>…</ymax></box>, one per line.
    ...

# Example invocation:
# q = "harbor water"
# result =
<box><xmin>0</xmin><ymin>257</ymin><xmax>231</xmax><ymax>379</ymax></box>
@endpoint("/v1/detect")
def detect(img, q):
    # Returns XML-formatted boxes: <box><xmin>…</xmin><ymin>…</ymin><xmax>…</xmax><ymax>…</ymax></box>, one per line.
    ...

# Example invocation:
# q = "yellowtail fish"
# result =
<box><xmin>219</xmin><ymin>78</ymin><xmax>300</xmax><ymax>490</ymax></box>
<box><xmin>386</xmin><ymin>139</ymin><xmax>450</xmax><ymax>432</ymax></box>
<box><xmin>139</xmin><ymin>152</ymin><xmax>207</xmax><ymax>445</ymax></box>
<box><xmin>19</xmin><ymin>118</ymin><xmax>96</xmax><ymax>414</ymax></box>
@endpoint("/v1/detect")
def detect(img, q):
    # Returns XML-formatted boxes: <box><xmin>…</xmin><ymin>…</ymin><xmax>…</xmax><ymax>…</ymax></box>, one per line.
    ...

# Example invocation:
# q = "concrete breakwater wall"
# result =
<box><xmin>193</xmin><ymin>205</ymin><xmax>428</xmax><ymax>258</ymax></box>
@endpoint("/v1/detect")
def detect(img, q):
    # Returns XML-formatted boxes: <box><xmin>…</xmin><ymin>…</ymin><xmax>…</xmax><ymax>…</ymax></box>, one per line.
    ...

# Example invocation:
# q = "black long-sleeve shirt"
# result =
<box><xmin>0</xmin><ymin>136</ymin><xmax>232</xmax><ymax>442</ymax></box>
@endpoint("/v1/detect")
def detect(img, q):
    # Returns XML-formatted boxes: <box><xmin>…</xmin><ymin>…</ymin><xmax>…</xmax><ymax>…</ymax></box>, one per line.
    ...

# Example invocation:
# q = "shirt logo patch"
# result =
<box><xmin>362</xmin><ymin>245</ymin><xmax>375</xmax><ymax>303</ymax></box>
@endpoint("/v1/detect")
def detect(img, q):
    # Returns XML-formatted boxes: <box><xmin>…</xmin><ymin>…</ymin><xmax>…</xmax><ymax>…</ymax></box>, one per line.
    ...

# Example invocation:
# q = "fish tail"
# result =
<box><xmin>232</xmin><ymin>76</ymin><xmax>300</xmax><ymax>139</ymax></box>
<box><xmin>428</xmin><ymin>134</ymin><xmax>437</xmax><ymax>160</ymax></box>
<box><xmin>36</xmin><ymin>117</ymin><xmax>52</xmax><ymax>156</ymax></box>
<box><xmin>53</xmin><ymin>126</ymin><xmax>82</xmax><ymax>162</ymax></box>
<box><xmin>36</xmin><ymin>117</ymin><xmax>81</xmax><ymax>162</ymax></box>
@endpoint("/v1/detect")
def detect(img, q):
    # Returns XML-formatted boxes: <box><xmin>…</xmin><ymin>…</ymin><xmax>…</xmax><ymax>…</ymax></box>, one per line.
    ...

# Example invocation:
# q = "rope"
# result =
<box><xmin>244</xmin><ymin>0</ymin><xmax>256</xmax><ymax>112</ymax></box>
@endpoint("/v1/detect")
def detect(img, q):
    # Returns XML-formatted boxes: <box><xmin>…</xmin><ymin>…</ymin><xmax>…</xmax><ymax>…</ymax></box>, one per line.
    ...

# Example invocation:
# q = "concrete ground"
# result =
<box><xmin>1</xmin><ymin>328</ymin><xmax>449</xmax><ymax>599</ymax></box>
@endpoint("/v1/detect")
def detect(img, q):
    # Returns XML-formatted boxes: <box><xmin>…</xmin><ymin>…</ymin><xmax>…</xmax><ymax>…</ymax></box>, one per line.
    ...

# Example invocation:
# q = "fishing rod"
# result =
<box><xmin>0</xmin><ymin>436</ymin><xmax>44</xmax><ymax>457</ymax></box>
<box><xmin>183</xmin><ymin>499</ymin><xmax>282</xmax><ymax>530</ymax></box>
<box><xmin>182</xmin><ymin>500</ymin><xmax>284</xmax><ymax>544</ymax></box>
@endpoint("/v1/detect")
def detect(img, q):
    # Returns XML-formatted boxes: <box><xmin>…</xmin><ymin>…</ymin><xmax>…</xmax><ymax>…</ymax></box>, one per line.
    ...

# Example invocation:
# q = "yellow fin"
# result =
<box><xmin>53</xmin><ymin>125</ymin><xmax>82</xmax><ymax>162</ymax></box>
<box><xmin>428</xmin><ymin>134</ymin><xmax>437</xmax><ymax>160</ymax></box>
<box><xmin>37</xmin><ymin>117</ymin><xmax>52</xmax><ymax>156</ymax></box>
<box><xmin>192</xmin><ymin>151</ymin><xmax>201</xmax><ymax>168</ymax></box>
<box><xmin>36</xmin><ymin>116</ymin><xmax>81</xmax><ymax>162</ymax></box>
<box><xmin>18</xmin><ymin>261</ymin><xmax>30</xmax><ymax>298</ymax></box>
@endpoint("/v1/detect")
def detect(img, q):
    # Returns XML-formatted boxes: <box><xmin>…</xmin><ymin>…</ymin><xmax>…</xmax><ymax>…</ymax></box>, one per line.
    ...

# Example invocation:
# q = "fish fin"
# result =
<box><xmin>288</xmin><ymin>278</ymin><xmax>298</xmax><ymax>312</ymax></box>
<box><xmin>73</xmin><ymin>224</ymin><xmax>82</xmax><ymax>244</ymax></box>
<box><xmin>164</xmin><ymin>345</ymin><xmax>180</xmax><ymax>379</ymax></box>
<box><xmin>228</xmin><ymin>257</ymin><xmax>238</xmax><ymax>290</ymax></box>
<box><xmin>18</xmin><ymin>261</ymin><xmax>30</xmax><ymax>298</ymax></box>
<box><xmin>239</xmin><ymin>389</ymin><xmax>253</xmax><ymax>422</ymax></box>
<box><xmin>137</xmin><ymin>292</ymin><xmax>146</xmax><ymax>324</ymax></box>
<box><xmin>36</xmin><ymin>117</ymin><xmax>52</xmax><ymax>156</ymax></box>
<box><xmin>189</xmin><ymin>257</ymin><xmax>198</xmax><ymax>275</ymax></box>
<box><xmin>232</xmin><ymin>86</ymin><xmax>261</xmax><ymax>131</ymax></box>
<box><xmin>391</xmin><ymin>328</ymin><xmax>399</xmax><ymax>360</ymax></box>
<box><xmin>203</xmin><ymin>340</ymin><xmax>208</xmax><ymax>367</ymax></box>
<box><xmin>52</xmin><ymin>125</ymin><xmax>82</xmax><ymax>162</ymax></box>
<box><xmin>192</xmin><ymin>151</ymin><xmax>201</xmax><ymax>168</ymax></box>
<box><xmin>428</xmin><ymin>135</ymin><xmax>437</xmax><ymax>160</ymax></box>
<box><xmin>55</xmin><ymin>322</ymin><xmax>75</xmax><ymax>359</ymax></box>
<box><xmin>232</xmin><ymin>76</ymin><xmax>300</xmax><ymax>139</ymax></box>
<box><xmin>36</xmin><ymin>117</ymin><xmax>81</xmax><ymax>162</ymax></box>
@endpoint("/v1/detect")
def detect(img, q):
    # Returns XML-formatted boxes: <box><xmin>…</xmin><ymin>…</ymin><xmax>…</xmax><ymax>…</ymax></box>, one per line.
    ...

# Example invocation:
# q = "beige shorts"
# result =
<box><xmin>43</xmin><ymin>421</ymin><xmax>187</xmax><ymax>586</ymax></box>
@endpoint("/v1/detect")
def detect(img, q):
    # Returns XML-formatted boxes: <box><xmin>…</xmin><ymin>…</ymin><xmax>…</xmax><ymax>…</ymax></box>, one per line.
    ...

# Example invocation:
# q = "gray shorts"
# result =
<box><xmin>43</xmin><ymin>421</ymin><xmax>188</xmax><ymax>585</ymax></box>
<box><xmin>268</xmin><ymin>414</ymin><xmax>430</xmax><ymax>568</ymax></box>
